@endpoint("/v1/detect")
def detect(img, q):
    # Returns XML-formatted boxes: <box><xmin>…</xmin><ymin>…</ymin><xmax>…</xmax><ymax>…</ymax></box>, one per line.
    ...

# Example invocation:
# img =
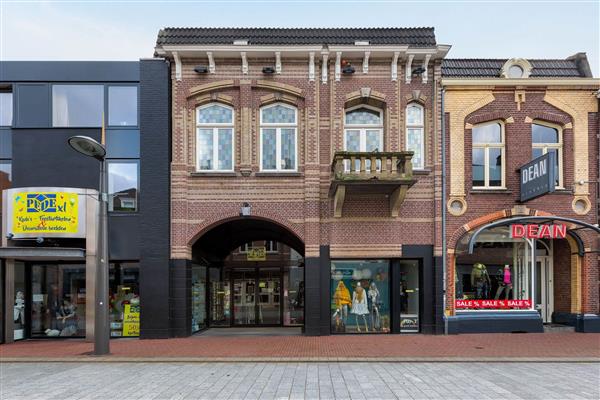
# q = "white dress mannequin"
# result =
<box><xmin>351</xmin><ymin>283</ymin><xmax>369</xmax><ymax>332</ymax></box>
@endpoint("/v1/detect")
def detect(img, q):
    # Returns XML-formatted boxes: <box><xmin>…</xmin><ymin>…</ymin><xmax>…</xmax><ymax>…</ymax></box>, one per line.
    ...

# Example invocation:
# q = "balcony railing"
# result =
<box><xmin>330</xmin><ymin>151</ymin><xmax>416</xmax><ymax>217</ymax></box>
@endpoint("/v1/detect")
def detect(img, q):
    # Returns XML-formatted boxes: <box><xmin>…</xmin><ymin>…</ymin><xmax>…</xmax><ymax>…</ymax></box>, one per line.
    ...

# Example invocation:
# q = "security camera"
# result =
<box><xmin>36</xmin><ymin>237</ymin><xmax>44</xmax><ymax>244</ymax></box>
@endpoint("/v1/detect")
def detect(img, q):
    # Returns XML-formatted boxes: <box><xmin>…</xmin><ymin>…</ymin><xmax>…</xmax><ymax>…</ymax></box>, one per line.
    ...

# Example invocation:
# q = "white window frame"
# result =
<box><xmin>239</xmin><ymin>241</ymin><xmax>253</xmax><ymax>253</ymax></box>
<box><xmin>343</xmin><ymin>105</ymin><xmax>384</xmax><ymax>172</ymax></box>
<box><xmin>259</xmin><ymin>103</ymin><xmax>298</xmax><ymax>172</ymax></box>
<box><xmin>405</xmin><ymin>103</ymin><xmax>425</xmax><ymax>169</ymax></box>
<box><xmin>472</xmin><ymin>121</ymin><xmax>506</xmax><ymax>189</ymax></box>
<box><xmin>266</xmin><ymin>240</ymin><xmax>278</xmax><ymax>253</ymax></box>
<box><xmin>196</xmin><ymin>103</ymin><xmax>235</xmax><ymax>172</ymax></box>
<box><xmin>532</xmin><ymin>121</ymin><xmax>563</xmax><ymax>189</ymax></box>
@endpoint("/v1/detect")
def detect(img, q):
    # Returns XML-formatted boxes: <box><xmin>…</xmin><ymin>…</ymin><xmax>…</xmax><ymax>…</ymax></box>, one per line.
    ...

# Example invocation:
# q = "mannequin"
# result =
<box><xmin>13</xmin><ymin>291</ymin><xmax>25</xmax><ymax>326</ymax></box>
<box><xmin>332</xmin><ymin>281</ymin><xmax>351</xmax><ymax>331</ymax></box>
<box><xmin>494</xmin><ymin>265</ymin><xmax>513</xmax><ymax>300</ymax></box>
<box><xmin>471</xmin><ymin>263</ymin><xmax>491</xmax><ymax>299</ymax></box>
<box><xmin>351</xmin><ymin>282</ymin><xmax>369</xmax><ymax>332</ymax></box>
<box><xmin>368</xmin><ymin>282</ymin><xmax>381</xmax><ymax>331</ymax></box>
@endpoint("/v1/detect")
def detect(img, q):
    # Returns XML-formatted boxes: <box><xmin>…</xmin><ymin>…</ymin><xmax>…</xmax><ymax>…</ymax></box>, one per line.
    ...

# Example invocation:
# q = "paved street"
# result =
<box><xmin>0</xmin><ymin>362</ymin><xmax>598</xmax><ymax>400</ymax></box>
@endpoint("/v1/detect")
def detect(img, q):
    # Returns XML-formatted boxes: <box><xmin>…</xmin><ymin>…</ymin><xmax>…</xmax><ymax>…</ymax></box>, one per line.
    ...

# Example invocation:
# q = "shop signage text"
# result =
<box><xmin>511</xmin><ymin>224</ymin><xmax>566</xmax><ymax>239</ymax></box>
<box><xmin>13</xmin><ymin>192</ymin><xmax>79</xmax><ymax>234</ymax></box>
<box><xmin>122</xmin><ymin>304</ymin><xmax>140</xmax><ymax>337</ymax></box>
<box><xmin>455</xmin><ymin>299</ymin><xmax>532</xmax><ymax>309</ymax></box>
<box><xmin>247</xmin><ymin>246</ymin><xmax>266</xmax><ymax>261</ymax></box>
<box><xmin>519</xmin><ymin>152</ymin><xmax>556</xmax><ymax>202</ymax></box>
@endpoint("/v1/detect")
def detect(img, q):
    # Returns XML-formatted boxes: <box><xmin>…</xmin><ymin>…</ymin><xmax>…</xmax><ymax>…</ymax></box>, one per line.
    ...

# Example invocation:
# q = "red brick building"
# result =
<box><xmin>154</xmin><ymin>28</ymin><xmax>450</xmax><ymax>335</ymax></box>
<box><xmin>441</xmin><ymin>56</ymin><xmax>600</xmax><ymax>333</ymax></box>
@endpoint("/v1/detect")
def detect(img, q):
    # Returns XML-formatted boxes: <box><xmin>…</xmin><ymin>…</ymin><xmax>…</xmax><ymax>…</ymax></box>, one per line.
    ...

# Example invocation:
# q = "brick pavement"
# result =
<box><xmin>1</xmin><ymin>332</ymin><xmax>599</xmax><ymax>361</ymax></box>
<box><xmin>1</xmin><ymin>362</ymin><xmax>599</xmax><ymax>399</ymax></box>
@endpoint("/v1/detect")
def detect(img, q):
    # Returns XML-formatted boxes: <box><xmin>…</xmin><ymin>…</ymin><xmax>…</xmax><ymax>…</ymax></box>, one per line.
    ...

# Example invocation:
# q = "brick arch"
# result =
<box><xmin>527</xmin><ymin>112</ymin><xmax>572</xmax><ymax>127</ymax></box>
<box><xmin>465</xmin><ymin>111</ymin><xmax>513</xmax><ymax>126</ymax></box>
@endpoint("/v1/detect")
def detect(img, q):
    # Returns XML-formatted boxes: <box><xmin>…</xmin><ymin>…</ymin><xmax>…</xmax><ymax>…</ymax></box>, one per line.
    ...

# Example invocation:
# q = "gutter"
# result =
<box><xmin>441</xmin><ymin>84</ymin><xmax>447</xmax><ymax>335</ymax></box>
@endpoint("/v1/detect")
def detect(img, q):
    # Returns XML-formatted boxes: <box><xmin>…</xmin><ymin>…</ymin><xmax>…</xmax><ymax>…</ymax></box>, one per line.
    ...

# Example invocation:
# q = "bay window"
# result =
<box><xmin>472</xmin><ymin>122</ymin><xmax>505</xmax><ymax>188</ymax></box>
<box><xmin>196</xmin><ymin>103</ymin><xmax>234</xmax><ymax>172</ymax></box>
<box><xmin>260</xmin><ymin>103</ymin><xmax>297</xmax><ymax>171</ymax></box>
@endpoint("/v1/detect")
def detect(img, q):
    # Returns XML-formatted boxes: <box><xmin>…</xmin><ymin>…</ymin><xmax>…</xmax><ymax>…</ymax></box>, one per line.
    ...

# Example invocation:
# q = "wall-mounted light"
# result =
<box><xmin>194</xmin><ymin>65</ymin><xmax>209</xmax><ymax>74</ymax></box>
<box><xmin>262</xmin><ymin>66</ymin><xmax>276</xmax><ymax>74</ymax></box>
<box><xmin>342</xmin><ymin>65</ymin><xmax>355</xmax><ymax>74</ymax></box>
<box><xmin>240</xmin><ymin>202</ymin><xmax>251</xmax><ymax>217</ymax></box>
<box><xmin>412</xmin><ymin>67</ymin><xmax>426</xmax><ymax>76</ymax></box>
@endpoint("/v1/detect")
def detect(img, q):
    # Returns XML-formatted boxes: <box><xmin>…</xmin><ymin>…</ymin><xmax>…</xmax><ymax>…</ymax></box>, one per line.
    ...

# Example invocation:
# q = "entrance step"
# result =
<box><xmin>543</xmin><ymin>324</ymin><xmax>575</xmax><ymax>333</ymax></box>
<box><xmin>196</xmin><ymin>327</ymin><xmax>302</xmax><ymax>337</ymax></box>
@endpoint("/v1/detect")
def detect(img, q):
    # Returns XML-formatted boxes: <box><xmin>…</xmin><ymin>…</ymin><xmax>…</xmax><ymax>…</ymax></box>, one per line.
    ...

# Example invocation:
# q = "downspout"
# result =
<box><xmin>441</xmin><ymin>85</ymin><xmax>447</xmax><ymax>335</ymax></box>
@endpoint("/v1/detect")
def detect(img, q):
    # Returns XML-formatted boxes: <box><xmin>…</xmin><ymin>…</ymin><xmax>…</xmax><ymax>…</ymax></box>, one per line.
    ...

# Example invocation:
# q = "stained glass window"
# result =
<box><xmin>345</xmin><ymin>108</ymin><xmax>381</xmax><ymax>125</ymax></box>
<box><xmin>260</xmin><ymin>104</ymin><xmax>297</xmax><ymax>171</ymax></box>
<box><xmin>406</xmin><ymin>103</ymin><xmax>424</xmax><ymax>169</ymax></box>
<box><xmin>196</xmin><ymin>104</ymin><xmax>234</xmax><ymax>171</ymax></box>
<box><xmin>261</xmin><ymin>104</ymin><xmax>296</xmax><ymax>124</ymax></box>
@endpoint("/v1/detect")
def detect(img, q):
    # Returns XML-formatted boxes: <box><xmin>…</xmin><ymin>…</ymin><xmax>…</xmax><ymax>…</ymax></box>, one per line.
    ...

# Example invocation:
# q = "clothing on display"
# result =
<box><xmin>351</xmin><ymin>283</ymin><xmax>369</xmax><ymax>332</ymax></box>
<box><xmin>494</xmin><ymin>265</ymin><xmax>513</xmax><ymax>300</ymax></box>
<box><xmin>471</xmin><ymin>262</ymin><xmax>491</xmax><ymax>299</ymax></box>
<box><xmin>368</xmin><ymin>282</ymin><xmax>381</xmax><ymax>331</ymax></box>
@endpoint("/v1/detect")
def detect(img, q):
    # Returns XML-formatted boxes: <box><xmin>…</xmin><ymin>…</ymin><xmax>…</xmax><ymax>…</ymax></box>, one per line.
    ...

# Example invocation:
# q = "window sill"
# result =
<box><xmin>469</xmin><ymin>189</ymin><xmax>512</xmax><ymax>194</ymax></box>
<box><xmin>255</xmin><ymin>172</ymin><xmax>302</xmax><ymax>177</ymax></box>
<box><xmin>551</xmin><ymin>189</ymin><xmax>572</xmax><ymax>195</ymax></box>
<box><xmin>191</xmin><ymin>172</ymin><xmax>237</xmax><ymax>177</ymax></box>
<box><xmin>413</xmin><ymin>169</ymin><xmax>432</xmax><ymax>175</ymax></box>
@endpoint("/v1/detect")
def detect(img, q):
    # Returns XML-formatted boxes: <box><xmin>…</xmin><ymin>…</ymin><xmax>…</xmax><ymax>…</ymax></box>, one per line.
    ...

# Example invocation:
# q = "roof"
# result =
<box><xmin>156</xmin><ymin>27</ymin><xmax>437</xmax><ymax>47</ymax></box>
<box><xmin>442</xmin><ymin>54</ymin><xmax>592</xmax><ymax>78</ymax></box>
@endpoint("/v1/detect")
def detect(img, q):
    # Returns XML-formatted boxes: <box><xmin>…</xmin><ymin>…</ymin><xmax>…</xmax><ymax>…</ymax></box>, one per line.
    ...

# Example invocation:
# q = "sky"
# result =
<box><xmin>0</xmin><ymin>0</ymin><xmax>598</xmax><ymax>76</ymax></box>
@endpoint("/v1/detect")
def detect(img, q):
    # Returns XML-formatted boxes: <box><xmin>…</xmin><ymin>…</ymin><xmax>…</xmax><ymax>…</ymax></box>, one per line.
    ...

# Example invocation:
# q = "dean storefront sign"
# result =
<box><xmin>3</xmin><ymin>187</ymin><xmax>88</xmax><ymax>239</ymax></box>
<box><xmin>511</xmin><ymin>224</ymin><xmax>567</xmax><ymax>239</ymax></box>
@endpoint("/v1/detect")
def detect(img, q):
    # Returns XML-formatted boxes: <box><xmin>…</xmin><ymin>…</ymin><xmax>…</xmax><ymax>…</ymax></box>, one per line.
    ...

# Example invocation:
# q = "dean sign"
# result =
<box><xmin>519</xmin><ymin>152</ymin><xmax>556</xmax><ymax>202</ymax></box>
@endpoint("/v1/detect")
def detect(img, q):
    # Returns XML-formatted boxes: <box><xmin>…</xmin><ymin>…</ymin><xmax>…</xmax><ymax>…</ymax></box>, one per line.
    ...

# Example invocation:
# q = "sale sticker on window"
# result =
<box><xmin>455</xmin><ymin>299</ymin><xmax>532</xmax><ymax>309</ymax></box>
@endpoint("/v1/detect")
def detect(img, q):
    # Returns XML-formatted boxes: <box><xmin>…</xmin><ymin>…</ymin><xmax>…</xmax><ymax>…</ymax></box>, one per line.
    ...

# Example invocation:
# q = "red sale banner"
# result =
<box><xmin>455</xmin><ymin>299</ymin><xmax>532</xmax><ymax>309</ymax></box>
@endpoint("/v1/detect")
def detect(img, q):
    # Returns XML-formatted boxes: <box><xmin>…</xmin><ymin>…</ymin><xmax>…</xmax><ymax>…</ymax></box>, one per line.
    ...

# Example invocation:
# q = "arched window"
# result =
<box><xmin>344</xmin><ymin>106</ymin><xmax>383</xmax><ymax>171</ymax></box>
<box><xmin>472</xmin><ymin>121</ymin><xmax>505</xmax><ymax>188</ymax></box>
<box><xmin>260</xmin><ymin>103</ymin><xmax>297</xmax><ymax>171</ymax></box>
<box><xmin>532</xmin><ymin>122</ymin><xmax>563</xmax><ymax>188</ymax></box>
<box><xmin>406</xmin><ymin>103</ymin><xmax>424</xmax><ymax>169</ymax></box>
<box><xmin>196</xmin><ymin>103</ymin><xmax>234</xmax><ymax>171</ymax></box>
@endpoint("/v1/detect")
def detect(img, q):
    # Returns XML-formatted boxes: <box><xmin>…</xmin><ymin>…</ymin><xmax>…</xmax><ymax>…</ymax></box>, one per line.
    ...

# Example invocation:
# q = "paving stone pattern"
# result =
<box><xmin>1</xmin><ymin>362</ymin><xmax>598</xmax><ymax>400</ymax></box>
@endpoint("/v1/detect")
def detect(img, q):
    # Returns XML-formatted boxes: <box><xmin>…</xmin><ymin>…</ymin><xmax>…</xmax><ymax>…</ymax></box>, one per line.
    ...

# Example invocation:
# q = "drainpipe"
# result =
<box><xmin>441</xmin><ymin>85</ymin><xmax>448</xmax><ymax>335</ymax></box>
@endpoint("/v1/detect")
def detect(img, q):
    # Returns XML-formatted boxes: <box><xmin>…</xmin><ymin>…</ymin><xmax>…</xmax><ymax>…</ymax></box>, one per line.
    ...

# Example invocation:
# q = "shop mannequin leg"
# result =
<box><xmin>494</xmin><ymin>285</ymin><xmax>505</xmax><ymax>300</ymax></box>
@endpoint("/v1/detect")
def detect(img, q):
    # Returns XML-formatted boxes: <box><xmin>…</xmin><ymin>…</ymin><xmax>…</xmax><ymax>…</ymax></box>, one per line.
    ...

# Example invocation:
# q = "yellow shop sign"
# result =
<box><xmin>12</xmin><ymin>192</ymin><xmax>79</xmax><ymax>234</ymax></box>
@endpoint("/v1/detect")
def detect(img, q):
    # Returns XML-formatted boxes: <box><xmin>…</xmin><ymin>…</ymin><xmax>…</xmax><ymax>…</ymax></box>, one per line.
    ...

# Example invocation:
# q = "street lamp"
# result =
<box><xmin>68</xmin><ymin>135</ymin><xmax>109</xmax><ymax>355</ymax></box>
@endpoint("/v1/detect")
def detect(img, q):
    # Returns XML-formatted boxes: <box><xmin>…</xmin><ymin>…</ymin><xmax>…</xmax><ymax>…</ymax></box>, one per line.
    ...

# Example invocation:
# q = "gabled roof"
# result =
<box><xmin>156</xmin><ymin>27</ymin><xmax>437</xmax><ymax>47</ymax></box>
<box><xmin>442</xmin><ymin>54</ymin><xmax>592</xmax><ymax>78</ymax></box>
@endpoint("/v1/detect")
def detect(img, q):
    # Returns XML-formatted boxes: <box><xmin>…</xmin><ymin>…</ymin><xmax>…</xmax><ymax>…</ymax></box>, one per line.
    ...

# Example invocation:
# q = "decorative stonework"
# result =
<box><xmin>256</xmin><ymin>80</ymin><xmax>304</xmax><ymax>97</ymax></box>
<box><xmin>572</xmin><ymin>196</ymin><xmax>591</xmax><ymax>215</ymax></box>
<box><xmin>447</xmin><ymin>197</ymin><xmax>467</xmax><ymax>216</ymax></box>
<box><xmin>188</xmin><ymin>80</ymin><xmax>235</xmax><ymax>97</ymax></box>
<box><xmin>500</xmin><ymin>58</ymin><xmax>533</xmax><ymax>78</ymax></box>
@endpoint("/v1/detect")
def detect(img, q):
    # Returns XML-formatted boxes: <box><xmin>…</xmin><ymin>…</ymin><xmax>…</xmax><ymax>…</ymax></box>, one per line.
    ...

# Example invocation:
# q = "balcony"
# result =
<box><xmin>329</xmin><ymin>151</ymin><xmax>416</xmax><ymax>217</ymax></box>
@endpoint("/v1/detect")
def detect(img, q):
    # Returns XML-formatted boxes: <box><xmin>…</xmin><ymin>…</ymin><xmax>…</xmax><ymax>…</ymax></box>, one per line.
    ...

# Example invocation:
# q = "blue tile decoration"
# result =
<box><xmin>218</xmin><ymin>128</ymin><xmax>233</xmax><ymax>170</ymax></box>
<box><xmin>261</xmin><ymin>105</ymin><xmax>296</xmax><ymax>124</ymax></box>
<box><xmin>197</xmin><ymin>129</ymin><xmax>214</xmax><ymax>170</ymax></box>
<box><xmin>345</xmin><ymin>108</ymin><xmax>381</xmax><ymax>125</ymax></box>
<box><xmin>281</xmin><ymin>129</ymin><xmax>296</xmax><ymax>170</ymax></box>
<box><xmin>198</xmin><ymin>104</ymin><xmax>233</xmax><ymax>124</ymax></box>
<box><xmin>407</xmin><ymin>128</ymin><xmax>423</xmax><ymax>168</ymax></box>
<box><xmin>262</xmin><ymin>129</ymin><xmax>277</xmax><ymax>169</ymax></box>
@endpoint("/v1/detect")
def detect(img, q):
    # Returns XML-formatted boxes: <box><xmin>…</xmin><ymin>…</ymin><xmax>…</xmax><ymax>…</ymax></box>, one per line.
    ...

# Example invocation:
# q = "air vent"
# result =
<box><xmin>233</xmin><ymin>40</ymin><xmax>248</xmax><ymax>46</ymax></box>
<box><xmin>354</xmin><ymin>41</ymin><xmax>369</xmax><ymax>46</ymax></box>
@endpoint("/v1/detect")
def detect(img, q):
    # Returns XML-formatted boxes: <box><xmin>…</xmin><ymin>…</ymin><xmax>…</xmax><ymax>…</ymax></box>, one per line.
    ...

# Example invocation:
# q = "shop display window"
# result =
<box><xmin>209</xmin><ymin>268</ymin><xmax>231</xmax><ymax>326</ymax></box>
<box><xmin>31</xmin><ymin>264</ymin><xmax>86</xmax><ymax>337</ymax></box>
<box><xmin>331</xmin><ymin>260</ymin><xmax>390</xmax><ymax>334</ymax></box>
<box><xmin>109</xmin><ymin>263</ymin><xmax>140</xmax><ymax>337</ymax></box>
<box><xmin>13</xmin><ymin>262</ymin><xmax>25</xmax><ymax>340</ymax></box>
<box><xmin>283</xmin><ymin>264</ymin><xmax>304</xmax><ymax>326</ymax></box>
<box><xmin>191</xmin><ymin>264</ymin><xmax>207</xmax><ymax>333</ymax></box>
<box><xmin>455</xmin><ymin>227</ymin><xmax>533</xmax><ymax>310</ymax></box>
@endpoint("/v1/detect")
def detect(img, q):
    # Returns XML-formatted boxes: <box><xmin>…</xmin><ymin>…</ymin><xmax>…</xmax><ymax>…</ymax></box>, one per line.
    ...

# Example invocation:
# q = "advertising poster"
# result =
<box><xmin>122</xmin><ymin>304</ymin><xmax>140</xmax><ymax>336</ymax></box>
<box><xmin>12</xmin><ymin>192</ymin><xmax>79</xmax><ymax>234</ymax></box>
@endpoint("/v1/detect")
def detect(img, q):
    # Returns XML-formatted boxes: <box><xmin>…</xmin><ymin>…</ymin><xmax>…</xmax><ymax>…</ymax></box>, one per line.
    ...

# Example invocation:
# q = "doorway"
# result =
<box><xmin>535</xmin><ymin>256</ymin><xmax>554</xmax><ymax>323</ymax></box>
<box><xmin>232</xmin><ymin>268</ymin><xmax>282</xmax><ymax>326</ymax></box>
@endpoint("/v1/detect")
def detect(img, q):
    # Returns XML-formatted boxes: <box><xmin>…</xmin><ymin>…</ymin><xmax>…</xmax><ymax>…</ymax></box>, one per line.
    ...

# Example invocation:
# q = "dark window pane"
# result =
<box><xmin>0</xmin><ymin>130</ymin><xmax>12</xmax><ymax>158</ymax></box>
<box><xmin>488</xmin><ymin>148</ymin><xmax>502</xmax><ymax>187</ymax></box>
<box><xmin>548</xmin><ymin>148</ymin><xmax>560</xmax><ymax>186</ymax></box>
<box><xmin>52</xmin><ymin>85</ymin><xmax>103</xmax><ymax>127</ymax></box>
<box><xmin>472</xmin><ymin>148</ymin><xmax>485</xmax><ymax>186</ymax></box>
<box><xmin>0</xmin><ymin>161</ymin><xmax>11</xmax><ymax>235</ymax></box>
<box><xmin>473</xmin><ymin>123</ymin><xmax>501</xmax><ymax>144</ymax></box>
<box><xmin>106</xmin><ymin>130</ymin><xmax>140</xmax><ymax>158</ymax></box>
<box><xmin>108</xmin><ymin>161</ymin><xmax>138</xmax><ymax>212</ymax></box>
<box><xmin>532</xmin><ymin>124</ymin><xmax>558</xmax><ymax>143</ymax></box>
<box><xmin>532</xmin><ymin>147</ymin><xmax>543</xmax><ymax>160</ymax></box>
<box><xmin>0</xmin><ymin>92</ymin><xmax>13</xmax><ymax>126</ymax></box>
<box><xmin>108</xmin><ymin>86</ymin><xmax>138</xmax><ymax>126</ymax></box>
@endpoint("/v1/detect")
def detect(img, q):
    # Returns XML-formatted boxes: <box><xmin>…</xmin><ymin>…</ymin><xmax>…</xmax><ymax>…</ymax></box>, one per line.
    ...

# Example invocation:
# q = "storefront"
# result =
<box><xmin>447</xmin><ymin>216</ymin><xmax>600</xmax><ymax>333</ymax></box>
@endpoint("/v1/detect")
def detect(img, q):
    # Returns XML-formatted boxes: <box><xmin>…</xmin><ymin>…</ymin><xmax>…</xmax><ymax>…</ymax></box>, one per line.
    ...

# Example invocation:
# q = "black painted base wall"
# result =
<box><xmin>554</xmin><ymin>312</ymin><xmax>600</xmax><ymax>333</ymax></box>
<box><xmin>446</xmin><ymin>311</ymin><xmax>544</xmax><ymax>334</ymax></box>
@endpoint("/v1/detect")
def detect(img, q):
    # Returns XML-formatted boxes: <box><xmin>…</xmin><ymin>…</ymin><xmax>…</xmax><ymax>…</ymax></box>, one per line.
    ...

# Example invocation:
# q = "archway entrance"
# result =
<box><xmin>191</xmin><ymin>218</ymin><xmax>304</xmax><ymax>331</ymax></box>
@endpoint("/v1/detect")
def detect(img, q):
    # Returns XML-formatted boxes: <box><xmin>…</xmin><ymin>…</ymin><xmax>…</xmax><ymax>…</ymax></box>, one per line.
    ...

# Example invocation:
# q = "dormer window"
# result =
<box><xmin>501</xmin><ymin>58</ymin><xmax>533</xmax><ymax>79</ymax></box>
<box><xmin>508</xmin><ymin>65</ymin><xmax>524</xmax><ymax>78</ymax></box>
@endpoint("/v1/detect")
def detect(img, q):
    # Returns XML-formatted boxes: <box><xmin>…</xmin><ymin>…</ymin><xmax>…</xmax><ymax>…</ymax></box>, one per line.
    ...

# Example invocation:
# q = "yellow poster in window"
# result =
<box><xmin>247</xmin><ymin>246</ymin><xmax>266</xmax><ymax>261</ymax></box>
<box><xmin>122</xmin><ymin>304</ymin><xmax>140</xmax><ymax>337</ymax></box>
<box><xmin>12</xmin><ymin>192</ymin><xmax>79</xmax><ymax>234</ymax></box>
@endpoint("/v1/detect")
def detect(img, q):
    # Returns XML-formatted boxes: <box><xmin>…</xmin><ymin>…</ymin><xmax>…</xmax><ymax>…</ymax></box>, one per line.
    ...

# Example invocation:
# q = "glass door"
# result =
<box><xmin>232</xmin><ymin>269</ymin><xmax>256</xmax><ymax>325</ymax></box>
<box><xmin>535</xmin><ymin>257</ymin><xmax>554</xmax><ymax>323</ymax></box>
<box><xmin>398</xmin><ymin>260</ymin><xmax>420</xmax><ymax>333</ymax></box>
<box><xmin>258</xmin><ymin>269</ymin><xmax>281</xmax><ymax>325</ymax></box>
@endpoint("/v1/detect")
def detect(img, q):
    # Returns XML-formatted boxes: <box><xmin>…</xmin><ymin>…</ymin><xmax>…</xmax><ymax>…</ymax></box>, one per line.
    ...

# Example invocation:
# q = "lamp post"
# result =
<box><xmin>68</xmin><ymin>135</ymin><xmax>109</xmax><ymax>355</ymax></box>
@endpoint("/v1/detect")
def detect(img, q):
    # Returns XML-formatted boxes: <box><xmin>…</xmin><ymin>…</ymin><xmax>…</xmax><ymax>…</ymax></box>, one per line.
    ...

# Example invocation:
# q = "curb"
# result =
<box><xmin>1</xmin><ymin>357</ymin><xmax>599</xmax><ymax>363</ymax></box>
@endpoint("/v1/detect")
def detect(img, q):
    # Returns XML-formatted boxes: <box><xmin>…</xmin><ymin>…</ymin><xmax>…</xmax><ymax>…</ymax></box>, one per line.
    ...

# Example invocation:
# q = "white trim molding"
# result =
<box><xmin>308</xmin><ymin>52</ymin><xmax>315</xmax><ymax>82</ymax></box>
<box><xmin>206</xmin><ymin>51</ymin><xmax>215</xmax><ymax>73</ymax></box>
<box><xmin>500</xmin><ymin>58</ymin><xmax>533</xmax><ymax>79</ymax></box>
<box><xmin>241</xmin><ymin>52</ymin><xmax>248</xmax><ymax>74</ymax></box>
<box><xmin>275</xmin><ymin>51</ymin><xmax>282</xmax><ymax>74</ymax></box>
<box><xmin>363</xmin><ymin>51</ymin><xmax>370</xmax><ymax>74</ymax></box>
<box><xmin>335</xmin><ymin>51</ymin><xmax>342</xmax><ymax>82</ymax></box>
<box><xmin>405</xmin><ymin>54</ymin><xmax>414</xmax><ymax>84</ymax></box>
<box><xmin>321</xmin><ymin>52</ymin><xmax>329</xmax><ymax>84</ymax></box>
<box><xmin>422</xmin><ymin>54</ymin><xmax>431</xmax><ymax>84</ymax></box>
<box><xmin>391</xmin><ymin>51</ymin><xmax>400</xmax><ymax>82</ymax></box>
<box><xmin>173</xmin><ymin>51</ymin><xmax>182</xmax><ymax>81</ymax></box>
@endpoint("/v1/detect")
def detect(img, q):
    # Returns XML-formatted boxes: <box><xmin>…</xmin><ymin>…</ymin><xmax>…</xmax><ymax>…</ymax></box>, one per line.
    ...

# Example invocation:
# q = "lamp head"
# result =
<box><xmin>68</xmin><ymin>135</ymin><xmax>106</xmax><ymax>161</ymax></box>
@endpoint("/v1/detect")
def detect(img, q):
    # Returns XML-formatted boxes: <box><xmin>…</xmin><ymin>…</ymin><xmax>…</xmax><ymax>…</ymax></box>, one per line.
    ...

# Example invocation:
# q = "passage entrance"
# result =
<box><xmin>232</xmin><ymin>268</ymin><xmax>282</xmax><ymax>326</ymax></box>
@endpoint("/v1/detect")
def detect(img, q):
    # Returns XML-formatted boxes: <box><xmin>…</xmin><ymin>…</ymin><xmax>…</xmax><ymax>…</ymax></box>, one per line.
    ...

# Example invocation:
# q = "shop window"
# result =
<box><xmin>13</xmin><ymin>263</ymin><xmax>25</xmax><ymax>340</ymax></box>
<box><xmin>472</xmin><ymin>122</ymin><xmax>504</xmax><ymax>188</ymax></box>
<box><xmin>0</xmin><ymin>91</ymin><xmax>13</xmax><ymax>126</ymax></box>
<box><xmin>266</xmin><ymin>240</ymin><xmax>278</xmax><ymax>253</ymax></box>
<box><xmin>406</xmin><ymin>103</ymin><xmax>424</xmax><ymax>169</ymax></box>
<box><xmin>331</xmin><ymin>260</ymin><xmax>390</xmax><ymax>334</ymax></box>
<box><xmin>260</xmin><ymin>103</ymin><xmax>297</xmax><ymax>171</ymax></box>
<box><xmin>283</xmin><ymin>264</ymin><xmax>304</xmax><ymax>326</ymax></box>
<box><xmin>108</xmin><ymin>160</ymin><xmax>139</xmax><ymax>212</ymax></box>
<box><xmin>196</xmin><ymin>103</ymin><xmax>234</xmax><ymax>172</ymax></box>
<box><xmin>191</xmin><ymin>265</ymin><xmax>207</xmax><ymax>333</ymax></box>
<box><xmin>31</xmin><ymin>264</ymin><xmax>86</xmax><ymax>337</ymax></box>
<box><xmin>344</xmin><ymin>106</ymin><xmax>383</xmax><ymax>171</ymax></box>
<box><xmin>109</xmin><ymin>263</ymin><xmax>140</xmax><ymax>337</ymax></box>
<box><xmin>52</xmin><ymin>85</ymin><xmax>104</xmax><ymax>127</ymax></box>
<box><xmin>209</xmin><ymin>268</ymin><xmax>231</xmax><ymax>326</ymax></box>
<box><xmin>108</xmin><ymin>86</ymin><xmax>138</xmax><ymax>126</ymax></box>
<box><xmin>532</xmin><ymin>122</ymin><xmax>562</xmax><ymax>188</ymax></box>
<box><xmin>455</xmin><ymin>227</ymin><xmax>533</xmax><ymax>311</ymax></box>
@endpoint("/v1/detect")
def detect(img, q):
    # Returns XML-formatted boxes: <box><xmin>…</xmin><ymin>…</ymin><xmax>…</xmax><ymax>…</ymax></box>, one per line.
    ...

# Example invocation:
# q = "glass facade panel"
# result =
<box><xmin>0</xmin><ymin>130</ymin><xmax>11</xmax><ymax>159</ymax></box>
<box><xmin>52</xmin><ymin>85</ymin><xmax>104</xmax><ymax>127</ymax></box>
<box><xmin>217</xmin><ymin>128</ymin><xmax>233</xmax><ymax>170</ymax></box>
<box><xmin>31</xmin><ymin>264</ymin><xmax>86</xmax><ymax>337</ymax></box>
<box><xmin>532</xmin><ymin>124</ymin><xmax>558</xmax><ymax>143</ymax></box>
<box><xmin>109</xmin><ymin>263</ymin><xmax>140</xmax><ymax>337</ymax></box>
<box><xmin>488</xmin><ymin>148</ymin><xmax>502</xmax><ymax>187</ymax></box>
<box><xmin>198</xmin><ymin>104</ymin><xmax>233</xmax><ymax>124</ymax></box>
<box><xmin>345</xmin><ymin>108</ymin><xmax>381</xmax><ymax>125</ymax></box>
<box><xmin>331</xmin><ymin>260</ymin><xmax>390</xmax><ymax>334</ymax></box>
<box><xmin>261</xmin><ymin>104</ymin><xmax>296</xmax><ymax>124</ymax></box>
<box><xmin>233</xmin><ymin>269</ymin><xmax>256</xmax><ymax>325</ymax></box>
<box><xmin>257</xmin><ymin>269</ymin><xmax>281</xmax><ymax>325</ymax></box>
<box><xmin>261</xmin><ymin>128</ymin><xmax>277</xmax><ymax>170</ymax></box>
<box><xmin>209</xmin><ymin>268</ymin><xmax>230</xmax><ymax>326</ymax></box>
<box><xmin>13</xmin><ymin>263</ymin><xmax>25</xmax><ymax>340</ymax></box>
<box><xmin>472</xmin><ymin>148</ymin><xmax>485</xmax><ymax>187</ymax></box>
<box><xmin>0</xmin><ymin>92</ymin><xmax>13</xmax><ymax>126</ymax></box>
<box><xmin>108</xmin><ymin>161</ymin><xmax>139</xmax><ymax>212</ymax></box>
<box><xmin>108</xmin><ymin>86</ymin><xmax>138</xmax><ymax>126</ymax></box>
<box><xmin>191</xmin><ymin>265</ymin><xmax>207</xmax><ymax>333</ymax></box>
<box><xmin>106</xmin><ymin>130</ymin><xmax>140</xmax><ymax>158</ymax></box>
<box><xmin>472</xmin><ymin>123</ymin><xmax>501</xmax><ymax>144</ymax></box>
<box><xmin>280</xmin><ymin>128</ymin><xmax>295</xmax><ymax>170</ymax></box>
